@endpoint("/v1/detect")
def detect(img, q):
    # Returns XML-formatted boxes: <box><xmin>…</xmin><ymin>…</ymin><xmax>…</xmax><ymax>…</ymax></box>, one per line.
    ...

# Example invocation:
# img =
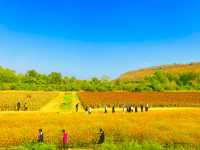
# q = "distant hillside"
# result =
<box><xmin>119</xmin><ymin>62</ymin><xmax>200</xmax><ymax>81</ymax></box>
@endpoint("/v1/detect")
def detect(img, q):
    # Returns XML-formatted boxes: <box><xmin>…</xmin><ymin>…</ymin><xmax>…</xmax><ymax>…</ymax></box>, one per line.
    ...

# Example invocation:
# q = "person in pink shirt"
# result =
<box><xmin>62</xmin><ymin>129</ymin><xmax>69</xmax><ymax>150</ymax></box>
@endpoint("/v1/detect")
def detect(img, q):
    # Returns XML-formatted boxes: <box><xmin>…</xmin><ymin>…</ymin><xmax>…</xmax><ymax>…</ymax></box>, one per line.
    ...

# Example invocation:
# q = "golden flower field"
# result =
<box><xmin>0</xmin><ymin>91</ymin><xmax>59</xmax><ymax>111</ymax></box>
<box><xmin>0</xmin><ymin>109</ymin><xmax>200</xmax><ymax>148</ymax></box>
<box><xmin>0</xmin><ymin>91</ymin><xmax>200</xmax><ymax>148</ymax></box>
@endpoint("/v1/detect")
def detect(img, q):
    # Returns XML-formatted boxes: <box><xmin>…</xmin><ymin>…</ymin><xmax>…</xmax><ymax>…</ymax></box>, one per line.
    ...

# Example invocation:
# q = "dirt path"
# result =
<box><xmin>70</xmin><ymin>92</ymin><xmax>85</xmax><ymax>112</ymax></box>
<box><xmin>40</xmin><ymin>92</ymin><xmax>65</xmax><ymax>112</ymax></box>
<box><xmin>60</xmin><ymin>92</ymin><xmax>84</xmax><ymax>112</ymax></box>
<box><xmin>40</xmin><ymin>92</ymin><xmax>84</xmax><ymax>112</ymax></box>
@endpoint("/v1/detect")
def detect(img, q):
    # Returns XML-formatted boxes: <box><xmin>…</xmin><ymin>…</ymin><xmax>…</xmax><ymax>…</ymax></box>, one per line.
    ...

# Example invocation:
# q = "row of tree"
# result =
<box><xmin>0</xmin><ymin>66</ymin><xmax>200</xmax><ymax>91</ymax></box>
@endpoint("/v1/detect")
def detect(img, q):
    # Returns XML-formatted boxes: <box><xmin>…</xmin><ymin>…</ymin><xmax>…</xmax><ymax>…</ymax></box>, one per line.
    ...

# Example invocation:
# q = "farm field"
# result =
<box><xmin>0</xmin><ymin>91</ymin><xmax>200</xmax><ymax>149</ymax></box>
<box><xmin>0</xmin><ymin>109</ymin><xmax>200</xmax><ymax>149</ymax></box>
<box><xmin>0</xmin><ymin>91</ymin><xmax>59</xmax><ymax>111</ymax></box>
<box><xmin>78</xmin><ymin>91</ymin><xmax>200</xmax><ymax>108</ymax></box>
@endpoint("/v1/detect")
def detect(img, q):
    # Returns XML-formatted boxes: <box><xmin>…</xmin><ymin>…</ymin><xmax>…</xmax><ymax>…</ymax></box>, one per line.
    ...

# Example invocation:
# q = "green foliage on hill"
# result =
<box><xmin>119</xmin><ymin>62</ymin><xmax>200</xmax><ymax>81</ymax></box>
<box><xmin>0</xmin><ymin>65</ymin><xmax>200</xmax><ymax>91</ymax></box>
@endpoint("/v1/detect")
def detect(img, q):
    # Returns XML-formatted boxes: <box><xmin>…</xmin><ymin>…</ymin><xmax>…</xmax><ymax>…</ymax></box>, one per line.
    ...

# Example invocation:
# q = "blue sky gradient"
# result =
<box><xmin>0</xmin><ymin>0</ymin><xmax>200</xmax><ymax>79</ymax></box>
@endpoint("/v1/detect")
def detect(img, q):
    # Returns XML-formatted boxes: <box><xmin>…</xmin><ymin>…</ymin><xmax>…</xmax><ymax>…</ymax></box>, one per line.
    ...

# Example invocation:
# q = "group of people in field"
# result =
<box><xmin>16</xmin><ymin>95</ymin><xmax>31</xmax><ymax>111</ymax></box>
<box><xmin>37</xmin><ymin>129</ymin><xmax>69</xmax><ymax>149</ymax></box>
<box><xmin>16</xmin><ymin>99</ymin><xmax>29</xmax><ymax>111</ymax></box>
<box><xmin>16</xmin><ymin>100</ymin><xmax>28</xmax><ymax>111</ymax></box>
<box><xmin>121</xmin><ymin>104</ymin><xmax>149</xmax><ymax>113</ymax></box>
<box><xmin>105</xmin><ymin>104</ymin><xmax>149</xmax><ymax>113</ymax></box>
<box><xmin>75</xmin><ymin>103</ymin><xmax>149</xmax><ymax>114</ymax></box>
<box><xmin>16</xmin><ymin>95</ymin><xmax>32</xmax><ymax>111</ymax></box>
<box><xmin>37</xmin><ymin>128</ymin><xmax>105</xmax><ymax>150</ymax></box>
<box><xmin>75</xmin><ymin>103</ymin><xmax>93</xmax><ymax>114</ymax></box>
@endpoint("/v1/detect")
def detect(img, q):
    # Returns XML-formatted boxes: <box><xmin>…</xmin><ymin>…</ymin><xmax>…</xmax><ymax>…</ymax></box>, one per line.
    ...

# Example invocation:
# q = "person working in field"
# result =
<box><xmin>127</xmin><ymin>105</ymin><xmax>130</xmax><ymax>112</ymax></box>
<box><xmin>62</xmin><ymin>129</ymin><xmax>69</xmax><ymax>150</ymax></box>
<box><xmin>38</xmin><ymin>129</ymin><xmax>44</xmax><ymax>144</ymax></box>
<box><xmin>145</xmin><ymin>104</ymin><xmax>149</xmax><ymax>112</ymax></box>
<box><xmin>24</xmin><ymin>102</ymin><xmax>28</xmax><ymax>111</ymax></box>
<box><xmin>104</xmin><ymin>105</ymin><xmax>108</xmax><ymax>113</ymax></box>
<box><xmin>97</xmin><ymin>128</ymin><xmax>105</xmax><ymax>144</ymax></box>
<box><xmin>75</xmin><ymin>103</ymin><xmax>79</xmax><ymax>112</ymax></box>
<box><xmin>112</xmin><ymin>104</ymin><xmax>115</xmax><ymax>113</ymax></box>
<box><xmin>140</xmin><ymin>104</ymin><xmax>144</xmax><ymax>112</ymax></box>
<box><xmin>135</xmin><ymin>105</ymin><xmax>138</xmax><ymax>112</ymax></box>
<box><xmin>131</xmin><ymin>105</ymin><xmax>134</xmax><ymax>112</ymax></box>
<box><xmin>16</xmin><ymin>99</ymin><xmax>21</xmax><ymax>111</ymax></box>
<box><xmin>122</xmin><ymin>104</ymin><xmax>127</xmax><ymax>112</ymax></box>
<box><xmin>85</xmin><ymin>106</ymin><xmax>88</xmax><ymax>112</ymax></box>
<box><xmin>88</xmin><ymin>106</ymin><xmax>92</xmax><ymax>114</ymax></box>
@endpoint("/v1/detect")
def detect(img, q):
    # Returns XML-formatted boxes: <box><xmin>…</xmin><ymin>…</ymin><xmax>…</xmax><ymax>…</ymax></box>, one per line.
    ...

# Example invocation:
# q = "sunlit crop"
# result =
<box><xmin>0</xmin><ymin>91</ymin><xmax>59</xmax><ymax>111</ymax></box>
<box><xmin>79</xmin><ymin>91</ymin><xmax>200</xmax><ymax>108</ymax></box>
<box><xmin>0</xmin><ymin>109</ymin><xmax>200</xmax><ymax>147</ymax></box>
<box><xmin>0</xmin><ymin>91</ymin><xmax>200</xmax><ymax>148</ymax></box>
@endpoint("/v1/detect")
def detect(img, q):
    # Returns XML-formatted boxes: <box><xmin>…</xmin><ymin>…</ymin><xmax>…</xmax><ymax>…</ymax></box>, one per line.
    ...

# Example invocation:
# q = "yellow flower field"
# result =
<box><xmin>0</xmin><ymin>91</ymin><xmax>200</xmax><ymax>148</ymax></box>
<box><xmin>0</xmin><ymin>108</ymin><xmax>200</xmax><ymax>147</ymax></box>
<box><xmin>0</xmin><ymin>91</ymin><xmax>59</xmax><ymax>111</ymax></box>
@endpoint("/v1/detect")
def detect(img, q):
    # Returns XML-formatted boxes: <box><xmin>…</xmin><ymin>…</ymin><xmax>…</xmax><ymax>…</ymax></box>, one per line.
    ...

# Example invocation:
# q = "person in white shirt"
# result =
<box><xmin>88</xmin><ymin>107</ymin><xmax>92</xmax><ymax>114</ymax></box>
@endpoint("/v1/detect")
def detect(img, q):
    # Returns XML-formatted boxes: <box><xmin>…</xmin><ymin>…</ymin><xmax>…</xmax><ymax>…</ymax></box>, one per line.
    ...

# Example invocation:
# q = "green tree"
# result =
<box><xmin>0</xmin><ymin>66</ymin><xmax>17</xmax><ymax>83</ymax></box>
<box><xmin>26</xmin><ymin>70</ymin><xmax>39</xmax><ymax>78</ymax></box>
<box><xmin>91</xmin><ymin>77</ymin><xmax>100</xmax><ymax>83</ymax></box>
<box><xmin>48</xmin><ymin>72</ymin><xmax>62</xmax><ymax>84</ymax></box>
<box><xmin>177</xmin><ymin>72</ymin><xmax>196</xmax><ymax>87</ymax></box>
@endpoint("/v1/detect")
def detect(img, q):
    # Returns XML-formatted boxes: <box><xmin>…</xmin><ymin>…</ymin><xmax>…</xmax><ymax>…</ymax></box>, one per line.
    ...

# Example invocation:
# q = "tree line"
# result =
<box><xmin>0</xmin><ymin>66</ymin><xmax>200</xmax><ymax>91</ymax></box>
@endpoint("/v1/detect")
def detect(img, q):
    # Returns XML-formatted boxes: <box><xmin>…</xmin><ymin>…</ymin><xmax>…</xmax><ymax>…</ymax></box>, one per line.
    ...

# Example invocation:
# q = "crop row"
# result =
<box><xmin>78</xmin><ymin>92</ymin><xmax>200</xmax><ymax>108</ymax></box>
<box><xmin>0</xmin><ymin>91</ymin><xmax>59</xmax><ymax>111</ymax></box>
<box><xmin>0</xmin><ymin>110</ymin><xmax>200</xmax><ymax>147</ymax></box>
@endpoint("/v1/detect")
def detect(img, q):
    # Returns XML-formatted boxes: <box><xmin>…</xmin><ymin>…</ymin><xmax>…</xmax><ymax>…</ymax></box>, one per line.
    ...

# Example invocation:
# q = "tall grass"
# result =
<box><xmin>97</xmin><ymin>139</ymin><xmax>200</xmax><ymax>150</ymax></box>
<box><xmin>11</xmin><ymin>139</ymin><xmax>200</xmax><ymax>150</ymax></box>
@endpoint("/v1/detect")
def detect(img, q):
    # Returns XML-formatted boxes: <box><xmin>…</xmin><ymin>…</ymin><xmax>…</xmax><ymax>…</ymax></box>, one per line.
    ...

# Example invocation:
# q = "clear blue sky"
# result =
<box><xmin>0</xmin><ymin>0</ymin><xmax>200</xmax><ymax>79</ymax></box>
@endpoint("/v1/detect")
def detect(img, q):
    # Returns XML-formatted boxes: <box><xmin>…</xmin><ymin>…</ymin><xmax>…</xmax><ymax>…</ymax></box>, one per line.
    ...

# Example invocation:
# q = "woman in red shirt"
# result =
<box><xmin>62</xmin><ymin>129</ymin><xmax>69</xmax><ymax>150</ymax></box>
